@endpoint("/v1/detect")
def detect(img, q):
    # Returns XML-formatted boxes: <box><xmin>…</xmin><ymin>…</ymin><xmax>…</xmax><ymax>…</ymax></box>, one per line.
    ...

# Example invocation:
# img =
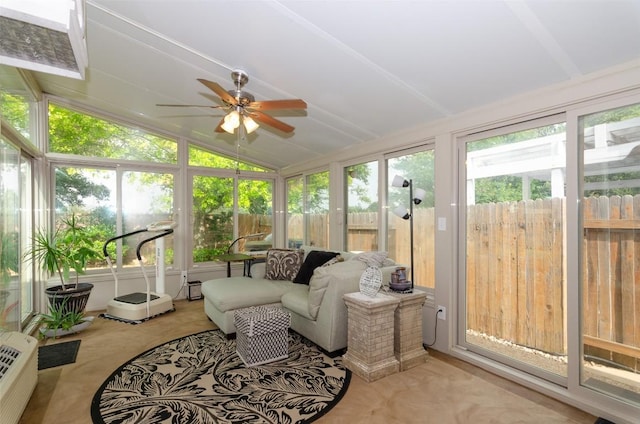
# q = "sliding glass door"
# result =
<box><xmin>1</xmin><ymin>69</ymin><xmax>36</xmax><ymax>331</ymax></box>
<box><xmin>0</xmin><ymin>139</ymin><xmax>34</xmax><ymax>331</ymax></box>
<box><xmin>0</xmin><ymin>138</ymin><xmax>22</xmax><ymax>332</ymax></box>
<box><xmin>579</xmin><ymin>103</ymin><xmax>640</xmax><ymax>406</ymax></box>
<box><xmin>460</xmin><ymin>118</ymin><xmax>568</xmax><ymax>382</ymax></box>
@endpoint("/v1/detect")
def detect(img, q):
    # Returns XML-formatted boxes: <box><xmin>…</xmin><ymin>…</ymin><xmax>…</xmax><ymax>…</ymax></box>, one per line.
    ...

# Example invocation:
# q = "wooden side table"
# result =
<box><xmin>387</xmin><ymin>288</ymin><xmax>429</xmax><ymax>371</ymax></box>
<box><xmin>342</xmin><ymin>292</ymin><xmax>400</xmax><ymax>382</ymax></box>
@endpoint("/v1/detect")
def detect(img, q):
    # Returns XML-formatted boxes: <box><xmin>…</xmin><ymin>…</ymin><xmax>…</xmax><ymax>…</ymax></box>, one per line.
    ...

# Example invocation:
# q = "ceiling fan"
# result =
<box><xmin>157</xmin><ymin>69</ymin><xmax>307</xmax><ymax>134</ymax></box>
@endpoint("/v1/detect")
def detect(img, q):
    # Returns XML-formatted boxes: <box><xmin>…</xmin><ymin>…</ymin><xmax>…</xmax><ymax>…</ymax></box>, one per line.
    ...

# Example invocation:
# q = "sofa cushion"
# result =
<box><xmin>300</xmin><ymin>245</ymin><xmax>356</xmax><ymax>261</ymax></box>
<box><xmin>351</xmin><ymin>251</ymin><xmax>395</xmax><ymax>267</ymax></box>
<box><xmin>281</xmin><ymin>286</ymin><xmax>314</xmax><ymax>320</ymax></box>
<box><xmin>201</xmin><ymin>277</ymin><xmax>295</xmax><ymax>312</ymax></box>
<box><xmin>292</xmin><ymin>250</ymin><xmax>340</xmax><ymax>285</ymax></box>
<box><xmin>307</xmin><ymin>259</ymin><xmax>367</xmax><ymax>319</ymax></box>
<box><xmin>264</xmin><ymin>248</ymin><xmax>304</xmax><ymax>280</ymax></box>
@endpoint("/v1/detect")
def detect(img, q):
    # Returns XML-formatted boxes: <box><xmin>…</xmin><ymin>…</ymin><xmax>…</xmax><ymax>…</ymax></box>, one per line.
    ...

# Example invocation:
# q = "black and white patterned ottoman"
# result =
<box><xmin>234</xmin><ymin>306</ymin><xmax>291</xmax><ymax>366</ymax></box>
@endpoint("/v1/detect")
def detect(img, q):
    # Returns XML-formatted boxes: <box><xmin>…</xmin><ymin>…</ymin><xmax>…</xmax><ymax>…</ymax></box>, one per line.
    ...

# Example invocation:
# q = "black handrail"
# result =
<box><xmin>102</xmin><ymin>229</ymin><xmax>148</xmax><ymax>259</ymax></box>
<box><xmin>135</xmin><ymin>229</ymin><xmax>174</xmax><ymax>260</ymax></box>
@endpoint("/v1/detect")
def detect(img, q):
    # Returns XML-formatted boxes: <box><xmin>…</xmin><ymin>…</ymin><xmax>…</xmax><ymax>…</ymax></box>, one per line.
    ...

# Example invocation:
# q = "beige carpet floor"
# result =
<box><xmin>21</xmin><ymin>298</ymin><xmax>596</xmax><ymax>423</ymax></box>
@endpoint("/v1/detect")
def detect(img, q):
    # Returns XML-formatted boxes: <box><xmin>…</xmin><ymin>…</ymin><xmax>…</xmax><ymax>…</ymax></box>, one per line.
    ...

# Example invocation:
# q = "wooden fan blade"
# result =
<box><xmin>214</xmin><ymin>116</ymin><xmax>227</xmax><ymax>133</ymax></box>
<box><xmin>248</xmin><ymin>99</ymin><xmax>307</xmax><ymax>111</ymax></box>
<box><xmin>249</xmin><ymin>111</ymin><xmax>295</xmax><ymax>133</ymax></box>
<box><xmin>156</xmin><ymin>104</ymin><xmax>224</xmax><ymax>109</ymax></box>
<box><xmin>197</xmin><ymin>79</ymin><xmax>237</xmax><ymax>106</ymax></box>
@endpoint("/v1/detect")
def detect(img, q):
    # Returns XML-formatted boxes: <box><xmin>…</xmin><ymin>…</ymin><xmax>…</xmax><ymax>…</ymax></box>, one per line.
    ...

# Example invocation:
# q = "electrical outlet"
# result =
<box><xmin>181</xmin><ymin>271</ymin><xmax>188</xmax><ymax>284</ymax></box>
<box><xmin>437</xmin><ymin>305</ymin><xmax>446</xmax><ymax>320</ymax></box>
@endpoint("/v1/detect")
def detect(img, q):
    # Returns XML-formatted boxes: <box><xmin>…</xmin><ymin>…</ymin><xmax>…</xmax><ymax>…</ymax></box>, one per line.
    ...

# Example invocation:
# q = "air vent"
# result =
<box><xmin>0</xmin><ymin>345</ymin><xmax>21</xmax><ymax>380</ymax></box>
<box><xmin>0</xmin><ymin>0</ymin><xmax>88</xmax><ymax>79</ymax></box>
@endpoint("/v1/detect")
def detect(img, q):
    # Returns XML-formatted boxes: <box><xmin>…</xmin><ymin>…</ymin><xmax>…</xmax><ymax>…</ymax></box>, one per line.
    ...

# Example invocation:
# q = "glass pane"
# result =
<box><xmin>20</xmin><ymin>154</ymin><xmax>33</xmax><ymax>325</ymax></box>
<box><xmin>580</xmin><ymin>103</ymin><xmax>640</xmax><ymax>405</ymax></box>
<box><xmin>192</xmin><ymin>176</ymin><xmax>234</xmax><ymax>263</ymax></box>
<box><xmin>49</xmin><ymin>103</ymin><xmax>177</xmax><ymax>163</ymax></box>
<box><xmin>0</xmin><ymin>138</ymin><xmax>20</xmax><ymax>331</ymax></box>
<box><xmin>287</xmin><ymin>177</ymin><xmax>304</xmax><ymax>249</ymax></box>
<box><xmin>0</xmin><ymin>66</ymin><xmax>36</xmax><ymax>142</ymax></box>
<box><xmin>388</xmin><ymin>150</ymin><xmax>435</xmax><ymax>288</ymax></box>
<box><xmin>189</xmin><ymin>145</ymin><xmax>271</xmax><ymax>172</ymax></box>
<box><xmin>54</xmin><ymin>166</ymin><xmax>116</xmax><ymax>272</ymax></box>
<box><xmin>0</xmin><ymin>92</ymin><xmax>32</xmax><ymax>141</ymax></box>
<box><xmin>306</xmin><ymin>171</ymin><xmax>330</xmax><ymax>249</ymax></box>
<box><xmin>238</xmin><ymin>178</ymin><xmax>273</xmax><ymax>252</ymax></box>
<box><xmin>464</xmin><ymin>122</ymin><xmax>567</xmax><ymax>379</ymax></box>
<box><xmin>345</xmin><ymin>161</ymin><xmax>378</xmax><ymax>252</ymax></box>
<box><xmin>122</xmin><ymin>171</ymin><xmax>175</xmax><ymax>267</ymax></box>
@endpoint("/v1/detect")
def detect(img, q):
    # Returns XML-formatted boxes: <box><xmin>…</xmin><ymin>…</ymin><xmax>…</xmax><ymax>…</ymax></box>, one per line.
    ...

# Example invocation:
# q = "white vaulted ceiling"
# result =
<box><xmin>28</xmin><ymin>0</ymin><xmax>640</xmax><ymax>170</ymax></box>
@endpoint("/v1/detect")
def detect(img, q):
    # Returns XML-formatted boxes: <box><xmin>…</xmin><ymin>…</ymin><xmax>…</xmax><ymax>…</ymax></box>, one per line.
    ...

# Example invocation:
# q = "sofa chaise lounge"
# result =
<box><xmin>201</xmin><ymin>246</ymin><xmax>399</xmax><ymax>353</ymax></box>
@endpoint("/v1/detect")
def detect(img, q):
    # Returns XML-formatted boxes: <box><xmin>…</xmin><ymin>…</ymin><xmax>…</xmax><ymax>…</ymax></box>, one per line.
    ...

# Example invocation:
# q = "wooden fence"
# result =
<box><xmin>468</xmin><ymin>195</ymin><xmax>640</xmax><ymax>370</ymax></box>
<box><xmin>466</xmin><ymin>198</ymin><xmax>566</xmax><ymax>355</ymax></box>
<box><xmin>583</xmin><ymin>195</ymin><xmax>640</xmax><ymax>370</ymax></box>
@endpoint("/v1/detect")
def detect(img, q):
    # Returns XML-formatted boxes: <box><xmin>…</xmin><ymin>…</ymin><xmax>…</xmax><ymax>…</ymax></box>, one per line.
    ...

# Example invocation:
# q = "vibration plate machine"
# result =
<box><xmin>103</xmin><ymin>221</ymin><xmax>176</xmax><ymax>323</ymax></box>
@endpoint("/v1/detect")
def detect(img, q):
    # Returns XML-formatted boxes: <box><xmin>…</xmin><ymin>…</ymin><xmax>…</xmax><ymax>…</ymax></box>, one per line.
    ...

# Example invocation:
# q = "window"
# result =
<box><xmin>122</xmin><ymin>171</ymin><xmax>175</xmax><ymax>266</ymax></box>
<box><xmin>387</xmin><ymin>150</ymin><xmax>435</xmax><ymax>288</ymax></box>
<box><xmin>1</xmin><ymin>91</ymin><xmax>34</xmax><ymax>141</ymax></box>
<box><xmin>238</xmin><ymin>178</ymin><xmax>273</xmax><ymax>251</ymax></box>
<box><xmin>345</xmin><ymin>161</ymin><xmax>378</xmax><ymax>252</ymax></box>
<box><xmin>306</xmin><ymin>172</ymin><xmax>330</xmax><ymax>248</ymax></box>
<box><xmin>286</xmin><ymin>171</ymin><xmax>330</xmax><ymax>249</ymax></box>
<box><xmin>287</xmin><ymin>177</ymin><xmax>303</xmax><ymax>249</ymax></box>
<box><xmin>53</xmin><ymin>166</ymin><xmax>176</xmax><ymax>270</ymax></box>
<box><xmin>190</xmin><ymin>174</ymin><xmax>273</xmax><ymax>264</ymax></box>
<box><xmin>49</xmin><ymin>103</ymin><xmax>177</xmax><ymax>163</ymax></box>
<box><xmin>191</xmin><ymin>175</ymin><xmax>234</xmax><ymax>263</ymax></box>
<box><xmin>54</xmin><ymin>166</ymin><xmax>116</xmax><ymax>270</ymax></box>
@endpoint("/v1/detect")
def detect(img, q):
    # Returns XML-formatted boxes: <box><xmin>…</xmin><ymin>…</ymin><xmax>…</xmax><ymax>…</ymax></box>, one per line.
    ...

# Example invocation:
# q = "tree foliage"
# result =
<box><xmin>49</xmin><ymin>103</ymin><xmax>178</xmax><ymax>163</ymax></box>
<box><xmin>55</xmin><ymin>168</ymin><xmax>111</xmax><ymax>211</ymax></box>
<box><xmin>1</xmin><ymin>92</ymin><xmax>30</xmax><ymax>137</ymax></box>
<box><xmin>287</xmin><ymin>171</ymin><xmax>331</xmax><ymax>215</ymax></box>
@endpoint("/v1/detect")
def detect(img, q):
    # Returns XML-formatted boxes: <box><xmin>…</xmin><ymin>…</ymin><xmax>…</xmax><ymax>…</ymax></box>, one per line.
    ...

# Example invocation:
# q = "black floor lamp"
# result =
<box><xmin>392</xmin><ymin>175</ymin><xmax>426</xmax><ymax>291</ymax></box>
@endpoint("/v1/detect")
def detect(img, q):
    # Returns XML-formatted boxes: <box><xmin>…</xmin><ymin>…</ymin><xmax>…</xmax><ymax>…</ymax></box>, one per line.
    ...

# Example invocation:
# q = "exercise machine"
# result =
<box><xmin>102</xmin><ymin>220</ymin><xmax>176</xmax><ymax>323</ymax></box>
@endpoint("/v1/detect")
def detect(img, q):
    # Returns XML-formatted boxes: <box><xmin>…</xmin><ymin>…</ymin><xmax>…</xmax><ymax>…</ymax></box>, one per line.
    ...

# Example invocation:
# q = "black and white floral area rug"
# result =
<box><xmin>91</xmin><ymin>330</ymin><xmax>350</xmax><ymax>424</ymax></box>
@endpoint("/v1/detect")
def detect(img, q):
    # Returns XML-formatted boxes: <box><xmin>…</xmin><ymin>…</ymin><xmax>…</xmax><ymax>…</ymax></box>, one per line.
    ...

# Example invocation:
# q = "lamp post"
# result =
<box><xmin>392</xmin><ymin>175</ymin><xmax>426</xmax><ymax>292</ymax></box>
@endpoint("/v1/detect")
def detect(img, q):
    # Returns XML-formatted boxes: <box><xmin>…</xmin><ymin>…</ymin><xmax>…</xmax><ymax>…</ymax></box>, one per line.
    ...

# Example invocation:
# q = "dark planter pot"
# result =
<box><xmin>45</xmin><ymin>282</ymin><xmax>94</xmax><ymax>314</ymax></box>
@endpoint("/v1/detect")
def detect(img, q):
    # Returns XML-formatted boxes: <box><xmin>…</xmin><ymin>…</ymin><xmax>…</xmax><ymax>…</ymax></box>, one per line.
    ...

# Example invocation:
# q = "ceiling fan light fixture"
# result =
<box><xmin>220</xmin><ymin>122</ymin><xmax>235</xmax><ymax>134</ymax></box>
<box><xmin>243</xmin><ymin>115</ymin><xmax>259</xmax><ymax>134</ymax></box>
<box><xmin>221</xmin><ymin>110</ymin><xmax>240</xmax><ymax>133</ymax></box>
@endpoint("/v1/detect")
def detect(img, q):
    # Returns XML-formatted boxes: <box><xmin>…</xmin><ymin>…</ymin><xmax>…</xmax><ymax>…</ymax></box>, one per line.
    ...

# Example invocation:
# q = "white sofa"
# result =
<box><xmin>201</xmin><ymin>248</ymin><xmax>399</xmax><ymax>354</ymax></box>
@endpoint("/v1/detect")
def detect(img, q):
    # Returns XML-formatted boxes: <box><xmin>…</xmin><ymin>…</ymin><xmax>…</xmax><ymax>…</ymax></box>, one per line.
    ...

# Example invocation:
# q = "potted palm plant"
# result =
<box><xmin>38</xmin><ymin>296</ymin><xmax>93</xmax><ymax>338</ymax></box>
<box><xmin>29</xmin><ymin>213</ymin><xmax>101</xmax><ymax>315</ymax></box>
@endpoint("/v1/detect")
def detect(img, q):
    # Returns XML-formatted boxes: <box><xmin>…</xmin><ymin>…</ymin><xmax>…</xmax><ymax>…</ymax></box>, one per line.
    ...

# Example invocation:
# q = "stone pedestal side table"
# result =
<box><xmin>387</xmin><ymin>288</ymin><xmax>429</xmax><ymax>371</ymax></box>
<box><xmin>342</xmin><ymin>292</ymin><xmax>400</xmax><ymax>382</ymax></box>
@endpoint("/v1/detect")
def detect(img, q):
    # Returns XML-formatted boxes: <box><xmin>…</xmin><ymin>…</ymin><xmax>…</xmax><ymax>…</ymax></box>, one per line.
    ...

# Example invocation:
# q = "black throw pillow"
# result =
<box><xmin>293</xmin><ymin>250</ymin><xmax>340</xmax><ymax>285</ymax></box>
